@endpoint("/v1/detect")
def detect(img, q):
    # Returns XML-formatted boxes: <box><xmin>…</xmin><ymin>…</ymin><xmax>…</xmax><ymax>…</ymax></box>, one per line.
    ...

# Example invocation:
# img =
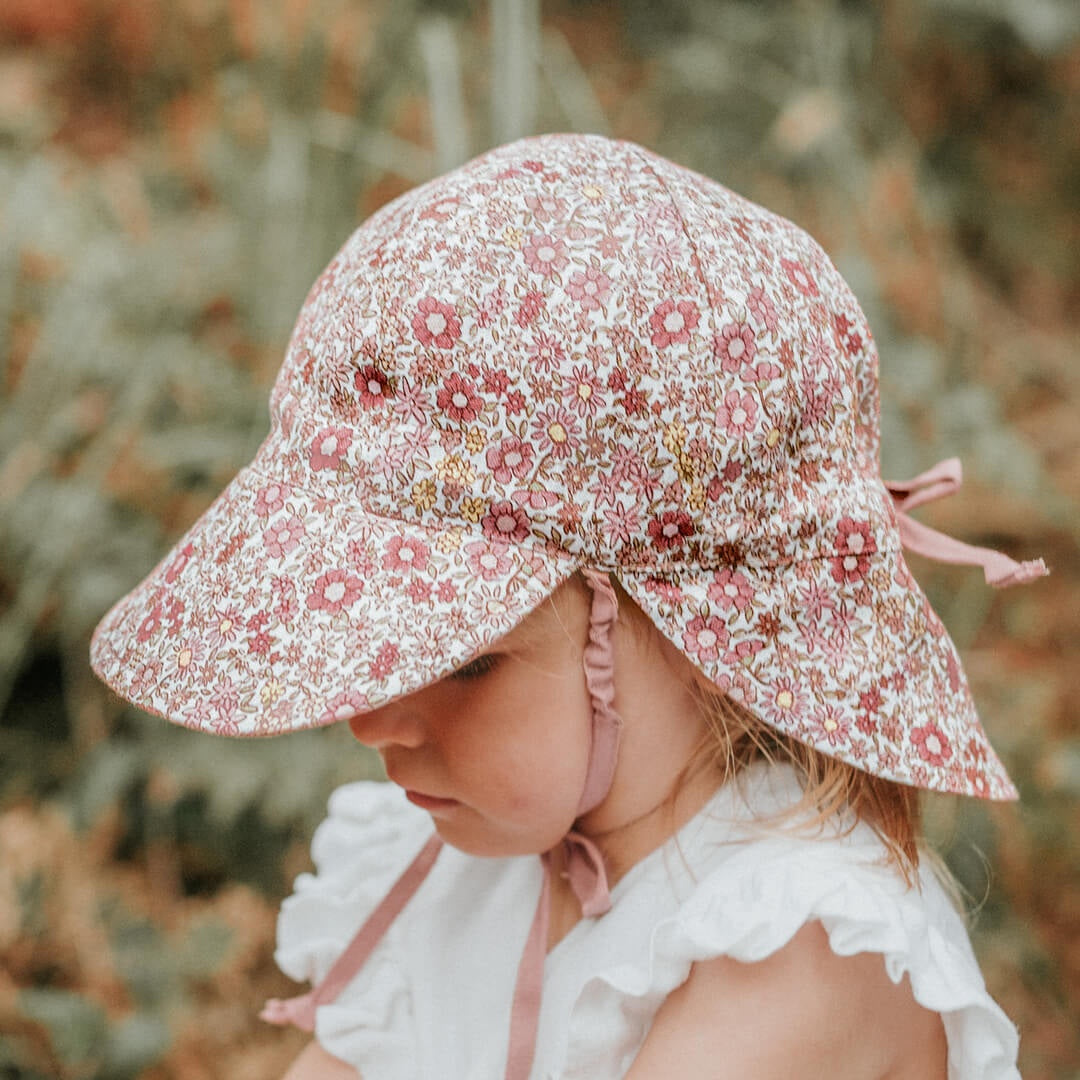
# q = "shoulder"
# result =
<box><xmin>626</xmin><ymin>921</ymin><xmax>947</xmax><ymax>1080</ymax></box>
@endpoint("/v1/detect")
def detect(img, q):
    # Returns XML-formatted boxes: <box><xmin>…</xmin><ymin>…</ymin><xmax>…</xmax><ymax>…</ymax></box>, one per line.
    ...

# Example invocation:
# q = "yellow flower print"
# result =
<box><xmin>435</xmin><ymin>455</ymin><xmax>475</xmax><ymax>485</ymax></box>
<box><xmin>581</xmin><ymin>184</ymin><xmax>604</xmax><ymax>201</ymax></box>
<box><xmin>260</xmin><ymin>679</ymin><xmax>284</xmax><ymax>705</ymax></box>
<box><xmin>465</xmin><ymin>426</ymin><xmax>486</xmax><ymax>454</ymax></box>
<box><xmin>412</xmin><ymin>478</ymin><xmax>437</xmax><ymax>512</ymax></box>
<box><xmin>436</xmin><ymin>526</ymin><xmax>464</xmax><ymax>554</ymax></box>
<box><xmin>503</xmin><ymin>226</ymin><xmax>523</xmax><ymax>249</ymax></box>
<box><xmin>688</xmin><ymin>481</ymin><xmax>706</xmax><ymax>511</ymax></box>
<box><xmin>461</xmin><ymin>496</ymin><xmax>485</xmax><ymax>523</ymax></box>
<box><xmin>676</xmin><ymin>451</ymin><xmax>697</xmax><ymax>484</ymax></box>
<box><xmin>663</xmin><ymin>419</ymin><xmax>687</xmax><ymax>455</ymax></box>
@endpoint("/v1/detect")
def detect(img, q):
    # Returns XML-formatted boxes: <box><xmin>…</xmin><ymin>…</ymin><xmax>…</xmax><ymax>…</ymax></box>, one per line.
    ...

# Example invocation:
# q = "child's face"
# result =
<box><xmin>347</xmin><ymin>581</ymin><xmax>596</xmax><ymax>857</ymax></box>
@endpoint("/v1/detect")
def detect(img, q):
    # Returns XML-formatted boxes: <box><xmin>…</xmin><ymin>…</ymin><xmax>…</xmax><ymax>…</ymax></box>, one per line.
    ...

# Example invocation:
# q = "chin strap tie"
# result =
<box><xmin>262</xmin><ymin>568</ymin><xmax>623</xmax><ymax>1080</ymax></box>
<box><xmin>886</xmin><ymin>458</ymin><xmax>1048</xmax><ymax>587</ymax></box>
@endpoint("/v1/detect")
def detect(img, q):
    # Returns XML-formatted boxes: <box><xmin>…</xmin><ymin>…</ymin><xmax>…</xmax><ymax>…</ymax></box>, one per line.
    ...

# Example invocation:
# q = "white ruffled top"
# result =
<box><xmin>274</xmin><ymin>763</ymin><xmax>1020</xmax><ymax>1079</ymax></box>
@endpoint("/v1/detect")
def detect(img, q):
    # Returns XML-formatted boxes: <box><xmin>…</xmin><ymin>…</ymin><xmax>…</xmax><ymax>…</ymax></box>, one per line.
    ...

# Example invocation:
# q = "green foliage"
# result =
<box><xmin>1</xmin><ymin>0</ymin><xmax>1077</xmax><ymax>1075</ymax></box>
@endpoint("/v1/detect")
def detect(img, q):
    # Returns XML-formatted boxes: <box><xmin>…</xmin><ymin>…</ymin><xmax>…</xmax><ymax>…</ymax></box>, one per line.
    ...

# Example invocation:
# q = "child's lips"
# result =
<box><xmin>404</xmin><ymin>789</ymin><xmax>461</xmax><ymax>813</ymax></box>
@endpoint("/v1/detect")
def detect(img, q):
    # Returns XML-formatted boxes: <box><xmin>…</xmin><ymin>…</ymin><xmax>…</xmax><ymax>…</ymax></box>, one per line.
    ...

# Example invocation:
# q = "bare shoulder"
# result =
<box><xmin>281</xmin><ymin>1040</ymin><xmax>361</xmax><ymax>1080</ymax></box>
<box><xmin>626</xmin><ymin>921</ymin><xmax>947</xmax><ymax>1080</ymax></box>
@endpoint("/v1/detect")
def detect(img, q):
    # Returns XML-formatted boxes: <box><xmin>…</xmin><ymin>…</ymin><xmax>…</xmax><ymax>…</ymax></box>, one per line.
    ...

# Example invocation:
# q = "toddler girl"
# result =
<box><xmin>91</xmin><ymin>134</ymin><xmax>1044</xmax><ymax>1078</ymax></box>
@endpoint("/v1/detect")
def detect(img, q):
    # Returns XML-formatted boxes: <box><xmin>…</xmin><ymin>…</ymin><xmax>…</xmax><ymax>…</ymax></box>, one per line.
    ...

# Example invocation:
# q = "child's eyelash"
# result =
<box><xmin>452</xmin><ymin>654</ymin><xmax>498</xmax><ymax>680</ymax></box>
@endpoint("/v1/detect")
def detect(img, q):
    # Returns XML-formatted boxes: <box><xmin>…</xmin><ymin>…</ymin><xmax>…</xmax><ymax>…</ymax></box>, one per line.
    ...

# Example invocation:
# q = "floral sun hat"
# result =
<box><xmin>91</xmin><ymin>133</ymin><xmax>1045</xmax><ymax>800</ymax></box>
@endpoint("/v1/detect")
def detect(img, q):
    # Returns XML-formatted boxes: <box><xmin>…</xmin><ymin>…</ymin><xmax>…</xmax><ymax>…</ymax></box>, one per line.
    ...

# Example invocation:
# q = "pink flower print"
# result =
<box><xmin>309</xmin><ymin>426</ymin><xmax>352</xmax><ymax>471</ymax></box>
<box><xmin>643</xmin><ymin>577</ymin><xmax>684</xmax><ymax>604</ymax></box>
<box><xmin>649</xmin><ymin>299</ymin><xmax>699</xmax><ymax>348</ymax></box>
<box><xmin>713</xmin><ymin>322</ymin><xmax>757</xmax><ymax>373</ymax></box>
<box><xmin>263</xmin><ymin>514</ymin><xmax>305</xmax><ymax>559</ymax></box>
<box><xmin>747</xmin><ymin>285</ymin><xmax>778</xmax><ymax>331</ymax></box>
<box><xmin>647</xmin><ymin>510</ymin><xmax>695</xmax><ymax>552</ymax></box>
<box><xmin>164</xmin><ymin>543</ymin><xmax>195</xmax><ymax>585</ymax></box>
<box><xmin>436</xmin><ymin>373</ymin><xmax>483</xmax><ymax>422</ymax></box>
<box><xmin>511</xmin><ymin>484</ymin><xmax>559</xmax><ymax>511</ymax></box>
<box><xmin>567</xmin><ymin>266</ymin><xmax>611</xmax><ymax>311</ymax></box>
<box><xmin>564</xmin><ymin>365</ymin><xmax>603</xmax><ymax>417</ymax></box>
<box><xmin>136</xmin><ymin>603</ymin><xmax>164</xmax><ymax>644</ymax></box>
<box><xmin>419</xmin><ymin>195</ymin><xmax>460</xmax><ymax>222</ymax></box>
<box><xmin>476</xmin><ymin>287</ymin><xmax>506</xmax><ymax>328</ymax></box>
<box><xmin>527</xmin><ymin>332</ymin><xmax>567</xmax><ymax>373</ymax></box>
<box><xmin>603</xmin><ymin>503</ymin><xmax>640</xmax><ymax>546</ymax></box>
<box><xmin>306</xmin><ymin>569</ymin><xmax>364</xmax><ymax>614</ymax></box>
<box><xmin>436</xmin><ymin>580</ymin><xmax>457</xmax><ymax>603</ymax></box>
<box><xmin>945</xmin><ymin>651</ymin><xmax>961</xmax><ymax>694</ymax></box>
<box><xmin>209</xmin><ymin>675</ymin><xmax>239</xmax><ymax>718</ymax></box>
<box><xmin>413</xmin><ymin>297</ymin><xmax>461</xmax><ymax>349</ymax></box>
<box><xmin>781</xmin><ymin>258</ymin><xmax>819</xmax><ymax>297</ymax></box>
<box><xmin>407</xmin><ymin>578</ymin><xmax>433</xmax><ymax>604</ymax></box>
<box><xmin>965</xmin><ymin>766</ymin><xmax>990</xmax><ymax>798</ymax></box>
<box><xmin>751</xmin><ymin>360</ymin><xmax>783</xmax><ymax>382</ymax></box>
<box><xmin>487</xmin><ymin>436</ymin><xmax>535</xmax><ymax>483</ymax></box>
<box><xmin>483</xmin><ymin>367</ymin><xmax>510</xmax><ymax>396</ymax></box>
<box><xmin>464</xmin><ymin>540</ymin><xmax>513</xmax><ymax>581</ymax></box>
<box><xmin>723</xmin><ymin>639</ymin><xmax>765</xmax><ymax>666</ymax></box>
<box><xmin>130</xmin><ymin>658</ymin><xmax>162</xmax><ymax>693</ymax></box>
<box><xmin>911</xmin><ymin>722</ymin><xmax>953</xmax><ymax>767</ymax></box>
<box><xmin>207</xmin><ymin>607</ymin><xmax>242</xmax><ymax>648</ymax></box>
<box><xmin>830</xmin><ymin>518</ymin><xmax>877</xmax><ymax>584</ymax></box>
<box><xmin>532</xmin><ymin>405</ymin><xmax>581</xmax><ymax>459</ymax></box>
<box><xmin>370</xmin><ymin>642</ymin><xmax>399</xmax><ymax>680</ymax></box>
<box><xmin>382</xmin><ymin>535</ymin><xmax>430</xmax><ymax>573</ymax></box>
<box><xmin>708</xmin><ymin>568</ymin><xmax>754</xmax><ymax>612</ymax></box>
<box><xmin>482</xmin><ymin>500</ymin><xmax>531</xmax><ymax>543</ymax></box>
<box><xmin>319</xmin><ymin>690</ymin><xmax>369</xmax><ymax>724</ymax></box>
<box><xmin>767</xmin><ymin>676</ymin><xmax>805</xmax><ymax>717</ymax></box>
<box><xmin>354</xmin><ymin>365</ymin><xmax>394</xmax><ymax>409</ymax></box>
<box><xmin>253</xmin><ymin>482</ymin><xmax>289</xmax><ymax>517</ymax></box>
<box><xmin>174</xmin><ymin>639</ymin><xmax>206</xmax><ymax>678</ymax></box>
<box><xmin>716</xmin><ymin>390</ymin><xmax>758</xmax><ymax>439</ymax></box>
<box><xmin>273</xmin><ymin>580</ymin><xmax>299</xmax><ymax>623</ymax></box>
<box><xmin>515</xmin><ymin>290</ymin><xmax>545</xmax><ymax>327</ymax></box>
<box><xmin>522</xmin><ymin>232</ymin><xmax>570</xmax><ymax>278</ymax></box>
<box><xmin>811</xmin><ymin>706</ymin><xmax>850</xmax><ymax>747</ymax></box>
<box><xmin>682</xmin><ymin>615</ymin><xmax>729</xmax><ymax>662</ymax></box>
<box><xmin>524</xmin><ymin>192</ymin><xmax>567</xmax><ymax>223</ymax></box>
<box><xmin>859</xmin><ymin>686</ymin><xmax>884</xmax><ymax>714</ymax></box>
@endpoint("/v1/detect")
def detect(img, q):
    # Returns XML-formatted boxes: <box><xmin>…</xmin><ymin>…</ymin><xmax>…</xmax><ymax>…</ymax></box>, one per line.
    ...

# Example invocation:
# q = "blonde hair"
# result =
<box><xmin>601</xmin><ymin>573</ymin><xmax>928</xmax><ymax>889</ymax></box>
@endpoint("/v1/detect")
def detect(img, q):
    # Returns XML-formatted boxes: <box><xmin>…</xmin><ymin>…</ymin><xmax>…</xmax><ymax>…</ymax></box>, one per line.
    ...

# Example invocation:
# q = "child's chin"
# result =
<box><xmin>431</xmin><ymin>820</ymin><xmax>553</xmax><ymax>860</ymax></box>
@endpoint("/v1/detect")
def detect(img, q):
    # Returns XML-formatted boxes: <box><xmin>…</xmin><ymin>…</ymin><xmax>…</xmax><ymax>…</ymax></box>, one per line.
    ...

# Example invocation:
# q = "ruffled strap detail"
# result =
<box><xmin>559</xmin><ymin>836</ymin><xmax>1020</xmax><ymax>1080</ymax></box>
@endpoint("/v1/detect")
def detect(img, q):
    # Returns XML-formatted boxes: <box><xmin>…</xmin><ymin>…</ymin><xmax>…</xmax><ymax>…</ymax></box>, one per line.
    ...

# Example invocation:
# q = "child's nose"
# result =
<box><xmin>347</xmin><ymin>702</ymin><xmax>426</xmax><ymax>749</ymax></box>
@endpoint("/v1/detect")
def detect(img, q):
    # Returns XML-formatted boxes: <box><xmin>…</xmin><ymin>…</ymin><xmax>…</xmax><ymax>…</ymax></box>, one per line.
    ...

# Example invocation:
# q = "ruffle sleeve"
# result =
<box><xmin>559</xmin><ymin>832</ymin><xmax>1020</xmax><ymax>1080</ymax></box>
<box><xmin>274</xmin><ymin>781</ymin><xmax>435</xmax><ymax>1076</ymax></box>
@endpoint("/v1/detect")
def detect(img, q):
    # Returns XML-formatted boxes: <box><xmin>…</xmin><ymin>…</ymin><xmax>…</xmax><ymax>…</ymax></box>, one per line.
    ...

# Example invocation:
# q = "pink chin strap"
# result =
<box><xmin>261</xmin><ymin>568</ymin><xmax>624</xmax><ymax>1080</ymax></box>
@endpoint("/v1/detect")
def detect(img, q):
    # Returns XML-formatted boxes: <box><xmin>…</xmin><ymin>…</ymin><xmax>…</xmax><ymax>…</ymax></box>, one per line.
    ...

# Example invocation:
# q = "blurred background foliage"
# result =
<box><xmin>0</xmin><ymin>0</ymin><xmax>1077</xmax><ymax>1076</ymax></box>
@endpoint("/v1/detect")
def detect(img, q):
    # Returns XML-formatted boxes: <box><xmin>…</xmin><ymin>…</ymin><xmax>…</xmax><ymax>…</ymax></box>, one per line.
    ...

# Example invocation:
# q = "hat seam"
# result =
<box><xmin>240</xmin><ymin>461</ymin><xmax>902</xmax><ymax>574</ymax></box>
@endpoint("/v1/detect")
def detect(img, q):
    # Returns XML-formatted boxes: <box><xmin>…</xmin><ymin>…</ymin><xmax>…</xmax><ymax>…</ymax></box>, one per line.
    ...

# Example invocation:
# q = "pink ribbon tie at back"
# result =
<box><xmin>886</xmin><ymin>458</ymin><xmax>1048</xmax><ymax>588</ymax></box>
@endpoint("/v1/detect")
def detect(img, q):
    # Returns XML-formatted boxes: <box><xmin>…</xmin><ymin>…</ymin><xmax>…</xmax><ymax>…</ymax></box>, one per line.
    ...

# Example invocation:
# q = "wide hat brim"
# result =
<box><xmin>90</xmin><ymin>462</ymin><xmax>580</xmax><ymax>736</ymax></box>
<box><xmin>92</xmin><ymin>453</ymin><xmax>1016</xmax><ymax>799</ymax></box>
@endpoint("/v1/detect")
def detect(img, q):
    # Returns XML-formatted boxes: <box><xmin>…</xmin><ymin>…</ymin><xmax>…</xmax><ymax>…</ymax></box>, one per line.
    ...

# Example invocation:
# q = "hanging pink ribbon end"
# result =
<box><xmin>887</xmin><ymin>460</ymin><xmax>1049</xmax><ymax>590</ymax></box>
<box><xmin>260</xmin><ymin>992</ymin><xmax>317</xmax><ymax>1032</ymax></box>
<box><xmin>988</xmin><ymin>557</ymin><xmax>1049</xmax><ymax>589</ymax></box>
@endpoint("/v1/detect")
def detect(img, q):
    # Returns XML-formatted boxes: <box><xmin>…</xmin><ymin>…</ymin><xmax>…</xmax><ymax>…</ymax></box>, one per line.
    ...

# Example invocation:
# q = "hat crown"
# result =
<box><xmin>261</xmin><ymin>134</ymin><xmax>887</xmax><ymax>571</ymax></box>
